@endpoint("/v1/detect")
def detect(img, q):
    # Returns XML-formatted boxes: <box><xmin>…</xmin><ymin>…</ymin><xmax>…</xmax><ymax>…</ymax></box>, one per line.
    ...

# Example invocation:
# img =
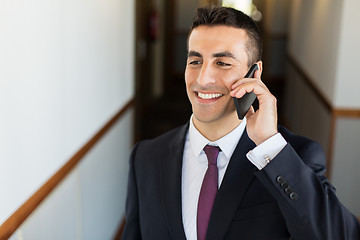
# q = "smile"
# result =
<box><xmin>197</xmin><ymin>92</ymin><xmax>223</xmax><ymax>99</ymax></box>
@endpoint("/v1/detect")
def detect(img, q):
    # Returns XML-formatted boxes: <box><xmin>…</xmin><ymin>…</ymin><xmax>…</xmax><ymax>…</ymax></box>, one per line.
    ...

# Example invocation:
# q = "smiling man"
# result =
<box><xmin>122</xmin><ymin>7</ymin><xmax>360</xmax><ymax>240</ymax></box>
<box><xmin>185</xmin><ymin>24</ymin><xmax>276</xmax><ymax>145</ymax></box>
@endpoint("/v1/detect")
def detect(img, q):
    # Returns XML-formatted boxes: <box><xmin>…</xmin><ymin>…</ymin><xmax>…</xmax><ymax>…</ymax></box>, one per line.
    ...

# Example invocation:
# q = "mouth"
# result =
<box><xmin>197</xmin><ymin>92</ymin><xmax>224</xmax><ymax>100</ymax></box>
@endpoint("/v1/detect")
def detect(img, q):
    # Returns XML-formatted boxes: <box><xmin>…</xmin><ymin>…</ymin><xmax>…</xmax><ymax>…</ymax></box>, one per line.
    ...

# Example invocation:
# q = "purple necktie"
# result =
<box><xmin>197</xmin><ymin>145</ymin><xmax>220</xmax><ymax>240</ymax></box>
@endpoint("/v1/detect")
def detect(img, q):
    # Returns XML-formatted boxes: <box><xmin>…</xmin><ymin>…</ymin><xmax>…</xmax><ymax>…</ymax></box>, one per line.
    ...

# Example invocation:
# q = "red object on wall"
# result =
<box><xmin>149</xmin><ymin>10</ymin><xmax>159</xmax><ymax>40</ymax></box>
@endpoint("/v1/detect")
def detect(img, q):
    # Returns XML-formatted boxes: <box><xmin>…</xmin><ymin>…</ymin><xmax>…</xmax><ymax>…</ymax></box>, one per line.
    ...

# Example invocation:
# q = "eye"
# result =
<box><xmin>189</xmin><ymin>60</ymin><xmax>202</xmax><ymax>65</ymax></box>
<box><xmin>216</xmin><ymin>61</ymin><xmax>231</xmax><ymax>67</ymax></box>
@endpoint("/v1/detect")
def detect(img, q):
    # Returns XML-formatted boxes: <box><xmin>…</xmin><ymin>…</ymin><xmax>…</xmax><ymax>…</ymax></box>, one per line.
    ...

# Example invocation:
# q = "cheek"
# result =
<box><xmin>220</xmin><ymin>71</ymin><xmax>239</xmax><ymax>90</ymax></box>
<box><xmin>185</xmin><ymin>68</ymin><xmax>197</xmax><ymax>87</ymax></box>
<box><xmin>222</xmin><ymin>67</ymin><xmax>248</xmax><ymax>88</ymax></box>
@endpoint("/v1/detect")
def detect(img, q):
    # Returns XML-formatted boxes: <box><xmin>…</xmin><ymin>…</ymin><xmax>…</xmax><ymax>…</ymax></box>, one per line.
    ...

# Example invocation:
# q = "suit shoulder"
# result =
<box><xmin>139</xmin><ymin>124</ymin><xmax>187</xmax><ymax>148</ymax></box>
<box><xmin>278</xmin><ymin>126</ymin><xmax>323</xmax><ymax>151</ymax></box>
<box><xmin>130</xmin><ymin>124</ymin><xmax>188</xmax><ymax>162</ymax></box>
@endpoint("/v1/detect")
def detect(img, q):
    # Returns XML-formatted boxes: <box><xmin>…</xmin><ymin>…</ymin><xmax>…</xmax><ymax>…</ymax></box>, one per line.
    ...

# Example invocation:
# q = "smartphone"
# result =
<box><xmin>233</xmin><ymin>63</ymin><xmax>259</xmax><ymax>119</ymax></box>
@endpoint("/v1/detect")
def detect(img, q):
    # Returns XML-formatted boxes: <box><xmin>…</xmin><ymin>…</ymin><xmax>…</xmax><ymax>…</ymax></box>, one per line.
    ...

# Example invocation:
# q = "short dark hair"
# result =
<box><xmin>190</xmin><ymin>7</ymin><xmax>263</xmax><ymax>67</ymax></box>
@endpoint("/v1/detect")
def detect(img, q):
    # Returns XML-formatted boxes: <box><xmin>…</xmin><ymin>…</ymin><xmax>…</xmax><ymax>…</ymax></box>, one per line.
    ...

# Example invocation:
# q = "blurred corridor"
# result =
<box><xmin>1</xmin><ymin>0</ymin><xmax>359</xmax><ymax>239</ymax></box>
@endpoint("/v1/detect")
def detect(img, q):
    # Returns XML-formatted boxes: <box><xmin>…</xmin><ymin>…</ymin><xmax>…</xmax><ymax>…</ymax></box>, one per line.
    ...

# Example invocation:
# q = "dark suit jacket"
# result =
<box><xmin>122</xmin><ymin>124</ymin><xmax>360</xmax><ymax>240</ymax></box>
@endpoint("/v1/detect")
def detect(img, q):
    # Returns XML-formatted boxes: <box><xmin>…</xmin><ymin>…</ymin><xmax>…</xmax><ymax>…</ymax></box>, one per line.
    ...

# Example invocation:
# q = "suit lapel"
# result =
<box><xmin>158</xmin><ymin>124</ymin><xmax>188</xmax><ymax>240</ymax></box>
<box><xmin>206</xmin><ymin>129</ymin><xmax>257</xmax><ymax>240</ymax></box>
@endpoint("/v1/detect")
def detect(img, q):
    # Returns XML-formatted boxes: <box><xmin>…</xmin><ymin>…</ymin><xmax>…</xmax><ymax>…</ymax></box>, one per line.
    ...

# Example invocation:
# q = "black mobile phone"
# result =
<box><xmin>233</xmin><ymin>63</ymin><xmax>259</xmax><ymax>119</ymax></box>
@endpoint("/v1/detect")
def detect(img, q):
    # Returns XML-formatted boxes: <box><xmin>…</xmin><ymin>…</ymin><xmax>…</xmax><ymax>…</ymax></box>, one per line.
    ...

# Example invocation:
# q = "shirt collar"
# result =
<box><xmin>188</xmin><ymin>115</ymin><xmax>247</xmax><ymax>159</ymax></box>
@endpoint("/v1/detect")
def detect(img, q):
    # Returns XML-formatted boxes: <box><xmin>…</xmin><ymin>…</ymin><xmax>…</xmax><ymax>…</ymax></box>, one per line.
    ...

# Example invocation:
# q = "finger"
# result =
<box><xmin>231</xmin><ymin>76</ymin><xmax>264</xmax><ymax>90</ymax></box>
<box><xmin>230</xmin><ymin>87</ymin><xmax>240</xmax><ymax>97</ymax></box>
<box><xmin>231</xmin><ymin>78</ymin><xmax>257</xmax><ymax>90</ymax></box>
<box><xmin>230</xmin><ymin>86</ymin><xmax>249</xmax><ymax>98</ymax></box>
<box><xmin>231</xmin><ymin>81</ymin><xmax>268</xmax><ymax>98</ymax></box>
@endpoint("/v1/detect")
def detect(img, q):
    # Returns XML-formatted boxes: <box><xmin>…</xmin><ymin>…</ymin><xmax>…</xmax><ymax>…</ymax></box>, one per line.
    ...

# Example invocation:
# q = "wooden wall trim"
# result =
<box><xmin>0</xmin><ymin>98</ymin><xmax>135</xmax><ymax>240</ymax></box>
<box><xmin>333</xmin><ymin>109</ymin><xmax>360</xmax><ymax>118</ymax></box>
<box><xmin>113</xmin><ymin>216</ymin><xmax>126</xmax><ymax>240</ymax></box>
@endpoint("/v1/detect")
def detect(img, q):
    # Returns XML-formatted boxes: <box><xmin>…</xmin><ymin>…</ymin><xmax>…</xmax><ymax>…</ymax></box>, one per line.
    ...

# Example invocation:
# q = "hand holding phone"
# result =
<box><xmin>233</xmin><ymin>64</ymin><xmax>259</xmax><ymax>119</ymax></box>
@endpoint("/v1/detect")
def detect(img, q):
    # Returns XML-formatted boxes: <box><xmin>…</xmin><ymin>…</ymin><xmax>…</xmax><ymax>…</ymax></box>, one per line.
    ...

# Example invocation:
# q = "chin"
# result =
<box><xmin>193</xmin><ymin>111</ymin><xmax>222</xmax><ymax>124</ymax></box>
<box><xmin>193</xmin><ymin>107</ymin><xmax>238</xmax><ymax>125</ymax></box>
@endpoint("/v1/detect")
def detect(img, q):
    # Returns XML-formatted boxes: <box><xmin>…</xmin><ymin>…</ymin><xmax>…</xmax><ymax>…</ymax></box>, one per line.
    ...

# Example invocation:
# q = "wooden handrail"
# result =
<box><xmin>0</xmin><ymin>98</ymin><xmax>134</xmax><ymax>240</ymax></box>
<box><xmin>113</xmin><ymin>217</ymin><xmax>126</xmax><ymax>240</ymax></box>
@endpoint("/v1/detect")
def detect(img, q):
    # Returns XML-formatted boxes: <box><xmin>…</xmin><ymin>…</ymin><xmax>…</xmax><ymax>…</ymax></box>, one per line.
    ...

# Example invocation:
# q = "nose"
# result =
<box><xmin>196</xmin><ymin>62</ymin><xmax>216</xmax><ymax>87</ymax></box>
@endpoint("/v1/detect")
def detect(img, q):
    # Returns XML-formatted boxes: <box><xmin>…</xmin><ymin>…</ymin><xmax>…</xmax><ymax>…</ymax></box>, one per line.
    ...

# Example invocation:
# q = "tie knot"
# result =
<box><xmin>203</xmin><ymin>145</ymin><xmax>220</xmax><ymax>165</ymax></box>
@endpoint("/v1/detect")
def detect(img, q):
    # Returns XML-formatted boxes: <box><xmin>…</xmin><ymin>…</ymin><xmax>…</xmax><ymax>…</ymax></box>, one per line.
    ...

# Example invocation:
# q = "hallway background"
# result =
<box><xmin>1</xmin><ymin>0</ymin><xmax>359</xmax><ymax>239</ymax></box>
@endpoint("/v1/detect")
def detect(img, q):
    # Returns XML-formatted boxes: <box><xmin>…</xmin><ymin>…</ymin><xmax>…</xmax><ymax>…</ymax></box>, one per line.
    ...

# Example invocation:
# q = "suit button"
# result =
<box><xmin>284</xmin><ymin>187</ymin><xmax>292</xmax><ymax>194</ymax></box>
<box><xmin>276</xmin><ymin>176</ymin><xmax>285</xmax><ymax>184</ymax></box>
<box><xmin>290</xmin><ymin>192</ymin><xmax>299</xmax><ymax>200</ymax></box>
<box><xmin>280</xmin><ymin>182</ymin><xmax>288</xmax><ymax>189</ymax></box>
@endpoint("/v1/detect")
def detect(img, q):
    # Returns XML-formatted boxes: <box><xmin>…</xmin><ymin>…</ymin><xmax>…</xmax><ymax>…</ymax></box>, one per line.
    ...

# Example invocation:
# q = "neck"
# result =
<box><xmin>192</xmin><ymin>112</ymin><xmax>242</xmax><ymax>141</ymax></box>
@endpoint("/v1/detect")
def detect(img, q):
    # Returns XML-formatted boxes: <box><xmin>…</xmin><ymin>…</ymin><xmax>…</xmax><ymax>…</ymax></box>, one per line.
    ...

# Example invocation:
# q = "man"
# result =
<box><xmin>122</xmin><ymin>7</ymin><xmax>360</xmax><ymax>240</ymax></box>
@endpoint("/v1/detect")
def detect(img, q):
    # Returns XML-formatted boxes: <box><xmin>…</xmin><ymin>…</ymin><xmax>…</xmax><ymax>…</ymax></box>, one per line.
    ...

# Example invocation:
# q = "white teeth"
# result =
<box><xmin>198</xmin><ymin>92</ymin><xmax>223</xmax><ymax>99</ymax></box>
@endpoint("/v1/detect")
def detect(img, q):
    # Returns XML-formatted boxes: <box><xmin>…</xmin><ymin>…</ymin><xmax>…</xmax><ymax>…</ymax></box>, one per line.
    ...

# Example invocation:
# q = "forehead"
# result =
<box><xmin>188</xmin><ymin>25</ymin><xmax>249</xmax><ymax>60</ymax></box>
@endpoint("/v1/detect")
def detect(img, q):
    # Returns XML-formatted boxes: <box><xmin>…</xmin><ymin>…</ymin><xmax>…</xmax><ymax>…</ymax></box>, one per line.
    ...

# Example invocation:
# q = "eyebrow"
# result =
<box><xmin>187</xmin><ymin>50</ymin><xmax>238</xmax><ymax>61</ymax></box>
<box><xmin>213</xmin><ymin>51</ymin><xmax>237</xmax><ymax>60</ymax></box>
<box><xmin>188</xmin><ymin>50</ymin><xmax>202</xmax><ymax>58</ymax></box>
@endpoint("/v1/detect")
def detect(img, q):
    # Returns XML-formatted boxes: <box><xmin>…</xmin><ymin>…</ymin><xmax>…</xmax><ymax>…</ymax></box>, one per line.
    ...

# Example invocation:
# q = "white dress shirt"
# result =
<box><xmin>181</xmin><ymin>115</ymin><xmax>287</xmax><ymax>240</ymax></box>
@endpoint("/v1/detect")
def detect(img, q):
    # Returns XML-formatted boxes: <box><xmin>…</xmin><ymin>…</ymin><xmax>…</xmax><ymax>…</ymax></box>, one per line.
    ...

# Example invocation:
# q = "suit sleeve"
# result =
<box><xmin>122</xmin><ymin>143</ymin><xmax>142</xmax><ymax>240</ymax></box>
<box><xmin>254</xmin><ymin>141</ymin><xmax>360</xmax><ymax>240</ymax></box>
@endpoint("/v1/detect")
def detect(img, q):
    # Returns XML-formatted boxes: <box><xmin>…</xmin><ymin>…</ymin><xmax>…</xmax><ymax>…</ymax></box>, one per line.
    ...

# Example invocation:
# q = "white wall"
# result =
<box><xmin>331</xmin><ymin>117</ymin><xmax>360</xmax><ymax>217</ymax></box>
<box><xmin>285</xmin><ymin>0</ymin><xmax>360</xmax><ymax>216</ymax></box>
<box><xmin>0</xmin><ymin>0</ymin><xmax>134</xmax><ymax>229</ymax></box>
<box><xmin>331</xmin><ymin>0</ymin><xmax>360</xmax><ymax>215</ymax></box>
<box><xmin>334</xmin><ymin>0</ymin><xmax>360</xmax><ymax>108</ymax></box>
<box><xmin>288</xmin><ymin>0</ymin><xmax>343</xmax><ymax>105</ymax></box>
<box><xmin>10</xmin><ymin>110</ymin><xmax>134</xmax><ymax>239</ymax></box>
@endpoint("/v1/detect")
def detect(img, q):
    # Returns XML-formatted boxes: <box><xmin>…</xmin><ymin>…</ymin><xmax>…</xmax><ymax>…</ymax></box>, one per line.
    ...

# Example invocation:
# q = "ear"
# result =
<box><xmin>256</xmin><ymin>61</ymin><xmax>263</xmax><ymax>77</ymax></box>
